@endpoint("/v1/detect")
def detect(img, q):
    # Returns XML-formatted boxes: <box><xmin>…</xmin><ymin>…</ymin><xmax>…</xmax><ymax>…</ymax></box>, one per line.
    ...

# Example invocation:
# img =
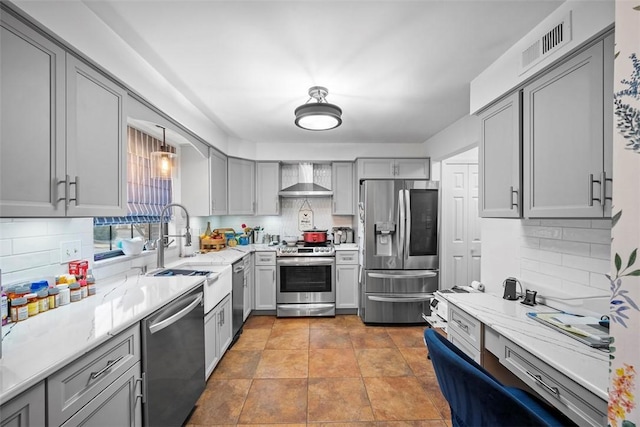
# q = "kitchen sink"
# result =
<box><xmin>153</xmin><ymin>268</ymin><xmax>213</xmax><ymax>277</ymax></box>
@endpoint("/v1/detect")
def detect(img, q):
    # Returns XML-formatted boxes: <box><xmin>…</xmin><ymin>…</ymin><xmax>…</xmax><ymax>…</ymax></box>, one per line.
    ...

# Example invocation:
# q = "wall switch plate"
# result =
<box><xmin>60</xmin><ymin>240</ymin><xmax>82</xmax><ymax>263</ymax></box>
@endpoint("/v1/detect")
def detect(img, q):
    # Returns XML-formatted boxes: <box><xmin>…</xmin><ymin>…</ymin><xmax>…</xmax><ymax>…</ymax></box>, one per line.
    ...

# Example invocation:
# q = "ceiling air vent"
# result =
<box><xmin>519</xmin><ymin>12</ymin><xmax>572</xmax><ymax>76</ymax></box>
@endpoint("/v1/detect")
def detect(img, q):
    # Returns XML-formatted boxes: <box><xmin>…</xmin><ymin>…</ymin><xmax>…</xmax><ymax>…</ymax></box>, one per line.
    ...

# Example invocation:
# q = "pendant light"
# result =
<box><xmin>294</xmin><ymin>86</ymin><xmax>342</xmax><ymax>131</ymax></box>
<box><xmin>150</xmin><ymin>125</ymin><xmax>176</xmax><ymax>179</ymax></box>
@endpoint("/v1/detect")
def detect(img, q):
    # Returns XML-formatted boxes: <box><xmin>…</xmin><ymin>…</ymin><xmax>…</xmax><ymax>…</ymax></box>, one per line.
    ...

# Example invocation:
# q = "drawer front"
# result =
<box><xmin>448</xmin><ymin>329</ymin><xmax>481</xmax><ymax>365</ymax></box>
<box><xmin>501</xmin><ymin>339</ymin><xmax>606</xmax><ymax>427</ymax></box>
<box><xmin>336</xmin><ymin>251</ymin><xmax>358</xmax><ymax>265</ymax></box>
<box><xmin>255</xmin><ymin>251</ymin><xmax>276</xmax><ymax>265</ymax></box>
<box><xmin>48</xmin><ymin>324</ymin><xmax>140</xmax><ymax>427</ymax></box>
<box><xmin>448</xmin><ymin>305</ymin><xmax>482</xmax><ymax>350</ymax></box>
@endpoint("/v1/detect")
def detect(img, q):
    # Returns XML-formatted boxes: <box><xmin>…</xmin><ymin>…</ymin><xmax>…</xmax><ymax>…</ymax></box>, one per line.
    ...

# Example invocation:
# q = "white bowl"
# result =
<box><xmin>284</xmin><ymin>236</ymin><xmax>298</xmax><ymax>246</ymax></box>
<box><xmin>121</xmin><ymin>238</ymin><xmax>144</xmax><ymax>256</ymax></box>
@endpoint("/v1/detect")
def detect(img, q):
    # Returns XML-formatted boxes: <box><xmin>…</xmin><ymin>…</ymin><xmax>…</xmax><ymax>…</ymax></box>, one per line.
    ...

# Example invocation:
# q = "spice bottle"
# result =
<box><xmin>48</xmin><ymin>286</ymin><xmax>60</xmax><ymax>309</ymax></box>
<box><xmin>79</xmin><ymin>279</ymin><xmax>88</xmax><ymax>299</ymax></box>
<box><xmin>10</xmin><ymin>296</ymin><xmax>28</xmax><ymax>322</ymax></box>
<box><xmin>37</xmin><ymin>288</ymin><xmax>49</xmax><ymax>313</ymax></box>
<box><xmin>57</xmin><ymin>284</ymin><xmax>70</xmax><ymax>306</ymax></box>
<box><xmin>26</xmin><ymin>292</ymin><xmax>39</xmax><ymax>317</ymax></box>
<box><xmin>1</xmin><ymin>289</ymin><xmax>7</xmax><ymax>326</ymax></box>
<box><xmin>86</xmin><ymin>273</ymin><xmax>96</xmax><ymax>296</ymax></box>
<box><xmin>69</xmin><ymin>282</ymin><xmax>81</xmax><ymax>303</ymax></box>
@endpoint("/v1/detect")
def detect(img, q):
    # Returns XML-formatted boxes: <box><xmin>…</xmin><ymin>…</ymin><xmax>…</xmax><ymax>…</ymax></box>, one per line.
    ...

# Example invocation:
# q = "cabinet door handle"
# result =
<box><xmin>454</xmin><ymin>319</ymin><xmax>469</xmax><ymax>332</ymax></box>
<box><xmin>509</xmin><ymin>186</ymin><xmax>518</xmax><ymax>209</ymax></box>
<box><xmin>212</xmin><ymin>200</ymin><xmax>216</xmax><ymax>212</ymax></box>
<box><xmin>588</xmin><ymin>173</ymin><xmax>601</xmax><ymax>206</ymax></box>
<box><xmin>90</xmin><ymin>355</ymin><xmax>125</xmax><ymax>380</ymax></box>
<box><xmin>525</xmin><ymin>370</ymin><xmax>560</xmax><ymax>397</ymax></box>
<box><xmin>602</xmin><ymin>171</ymin><xmax>612</xmax><ymax>205</ymax></box>
<box><xmin>69</xmin><ymin>176</ymin><xmax>79</xmax><ymax>206</ymax></box>
<box><xmin>272</xmin><ymin>271</ymin><xmax>275</xmax><ymax>282</ymax></box>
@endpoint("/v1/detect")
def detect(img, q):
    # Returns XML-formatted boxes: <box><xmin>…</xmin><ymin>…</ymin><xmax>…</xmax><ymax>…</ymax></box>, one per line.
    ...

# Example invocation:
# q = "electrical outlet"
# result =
<box><xmin>60</xmin><ymin>240</ymin><xmax>82</xmax><ymax>264</ymax></box>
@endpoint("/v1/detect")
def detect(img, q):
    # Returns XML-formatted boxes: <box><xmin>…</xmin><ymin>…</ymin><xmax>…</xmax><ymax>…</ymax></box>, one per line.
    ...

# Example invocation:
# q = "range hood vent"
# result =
<box><xmin>278</xmin><ymin>163</ymin><xmax>333</xmax><ymax>198</ymax></box>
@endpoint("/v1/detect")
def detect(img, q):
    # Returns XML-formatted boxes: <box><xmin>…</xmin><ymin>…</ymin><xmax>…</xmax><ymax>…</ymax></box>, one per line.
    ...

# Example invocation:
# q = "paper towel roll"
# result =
<box><xmin>471</xmin><ymin>280</ymin><xmax>485</xmax><ymax>292</ymax></box>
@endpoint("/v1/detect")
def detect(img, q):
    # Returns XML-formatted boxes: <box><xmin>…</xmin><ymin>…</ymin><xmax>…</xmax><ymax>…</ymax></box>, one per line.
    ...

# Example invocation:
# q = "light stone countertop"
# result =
<box><xmin>437</xmin><ymin>292</ymin><xmax>608</xmax><ymax>402</ymax></box>
<box><xmin>0</xmin><ymin>242</ymin><xmax>349</xmax><ymax>403</ymax></box>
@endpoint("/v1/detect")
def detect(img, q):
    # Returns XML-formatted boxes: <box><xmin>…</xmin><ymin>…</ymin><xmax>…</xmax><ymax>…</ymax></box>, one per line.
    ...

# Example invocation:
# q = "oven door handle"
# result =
<box><xmin>277</xmin><ymin>257</ymin><xmax>335</xmax><ymax>266</ymax></box>
<box><xmin>367</xmin><ymin>271</ymin><xmax>437</xmax><ymax>279</ymax></box>
<box><xmin>368</xmin><ymin>293</ymin><xmax>434</xmax><ymax>303</ymax></box>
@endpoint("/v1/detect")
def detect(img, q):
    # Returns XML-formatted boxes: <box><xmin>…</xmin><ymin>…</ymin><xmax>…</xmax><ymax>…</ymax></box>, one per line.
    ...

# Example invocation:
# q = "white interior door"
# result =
<box><xmin>442</xmin><ymin>160</ymin><xmax>481</xmax><ymax>289</ymax></box>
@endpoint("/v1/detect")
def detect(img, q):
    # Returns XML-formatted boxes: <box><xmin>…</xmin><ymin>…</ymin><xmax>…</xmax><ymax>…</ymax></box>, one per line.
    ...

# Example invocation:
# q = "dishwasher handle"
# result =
<box><xmin>149</xmin><ymin>292</ymin><xmax>203</xmax><ymax>335</ymax></box>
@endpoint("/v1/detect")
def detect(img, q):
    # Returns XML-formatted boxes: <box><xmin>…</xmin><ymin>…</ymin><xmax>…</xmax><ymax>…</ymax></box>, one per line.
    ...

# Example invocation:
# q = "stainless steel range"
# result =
<box><xmin>276</xmin><ymin>242</ymin><xmax>336</xmax><ymax>317</ymax></box>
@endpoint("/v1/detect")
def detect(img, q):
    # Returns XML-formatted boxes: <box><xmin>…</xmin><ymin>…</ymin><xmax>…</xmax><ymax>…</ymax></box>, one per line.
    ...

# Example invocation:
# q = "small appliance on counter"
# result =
<box><xmin>331</xmin><ymin>227</ymin><xmax>354</xmax><ymax>244</ymax></box>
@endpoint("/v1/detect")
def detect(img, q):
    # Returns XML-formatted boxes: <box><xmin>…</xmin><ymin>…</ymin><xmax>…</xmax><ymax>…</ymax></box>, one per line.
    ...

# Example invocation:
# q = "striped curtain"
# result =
<box><xmin>94</xmin><ymin>127</ymin><xmax>175</xmax><ymax>226</ymax></box>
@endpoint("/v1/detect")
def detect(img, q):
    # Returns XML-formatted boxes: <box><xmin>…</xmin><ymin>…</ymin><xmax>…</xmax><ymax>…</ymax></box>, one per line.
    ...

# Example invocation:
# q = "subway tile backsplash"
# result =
<box><xmin>0</xmin><ymin>218</ymin><xmax>95</xmax><ymax>285</ymax></box>
<box><xmin>519</xmin><ymin>219</ymin><xmax>611</xmax><ymax>298</ymax></box>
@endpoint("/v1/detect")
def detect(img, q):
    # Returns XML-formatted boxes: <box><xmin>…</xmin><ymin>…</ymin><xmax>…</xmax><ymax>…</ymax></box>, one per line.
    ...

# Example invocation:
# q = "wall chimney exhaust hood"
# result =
<box><xmin>278</xmin><ymin>163</ymin><xmax>333</xmax><ymax>197</ymax></box>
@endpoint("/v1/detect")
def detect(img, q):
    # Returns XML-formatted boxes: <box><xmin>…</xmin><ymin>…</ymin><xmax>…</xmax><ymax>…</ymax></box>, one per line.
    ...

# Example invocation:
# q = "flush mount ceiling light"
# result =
<box><xmin>294</xmin><ymin>86</ymin><xmax>342</xmax><ymax>131</ymax></box>
<box><xmin>151</xmin><ymin>125</ymin><xmax>176</xmax><ymax>179</ymax></box>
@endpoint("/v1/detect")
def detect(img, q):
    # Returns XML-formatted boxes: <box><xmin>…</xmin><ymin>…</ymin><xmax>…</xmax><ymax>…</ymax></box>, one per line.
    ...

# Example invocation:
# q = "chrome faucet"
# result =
<box><xmin>157</xmin><ymin>203</ymin><xmax>192</xmax><ymax>269</ymax></box>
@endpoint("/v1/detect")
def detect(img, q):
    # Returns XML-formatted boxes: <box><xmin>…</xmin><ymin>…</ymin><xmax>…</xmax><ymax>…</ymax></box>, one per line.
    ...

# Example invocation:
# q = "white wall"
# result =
<box><xmin>470</xmin><ymin>0</ymin><xmax>614</xmax><ymax>113</ymax></box>
<box><xmin>423</xmin><ymin>114</ymin><xmax>479</xmax><ymax>162</ymax></box>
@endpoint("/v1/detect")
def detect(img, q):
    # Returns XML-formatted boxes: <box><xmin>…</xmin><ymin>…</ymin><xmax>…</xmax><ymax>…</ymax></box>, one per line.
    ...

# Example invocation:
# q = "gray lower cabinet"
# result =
<box><xmin>0</xmin><ymin>10</ymin><xmax>126</xmax><ymax>218</ymax></box>
<box><xmin>205</xmin><ymin>294</ymin><xmax>232</xmax><ymax>378</ymax></box>
<box><xmin>523</xmin><ymin>35</ymin><xmax>613</xmax><ymax>218</ymax></box>
<box><xmin>48</xmin><ymin>324</ymin><xmax>141</xmax><ymax>426</ymax></box>
<box><xmin>60</xmin><ymin>362</ymin><xmax>142</xmax><ymax>427</ymax></box>
<box><xmin>336</xmin><ymin>250</ymin><xmax>359</xmax><ymax>309</ymax></box>
<box><xmin>243</xmin><ymin>254</ymin><xmax>254</xmax><ymax>320</ymax></box>
<box><xmin>254</xmin><ymin>252</ymin><xmax>276</xmax><ymax>310</ymax></box>
<box><xmin>0</xmin><ymin>382</ymin><xmax>46</xmax><ymax>427</ymax></box>
<box><xmin>228</xmin><ymin>157</ymin><xmax>256</xmax><ymax>215</ymax></box>
<box><xmin>478</xmin><ymin>91</ymin><xmax>521</xmax><ymax>218</ymax></box>
<box><xmin>332</xmin><ymin>162</ymin><xmax>355</xmax><ymax>215</ymax></box>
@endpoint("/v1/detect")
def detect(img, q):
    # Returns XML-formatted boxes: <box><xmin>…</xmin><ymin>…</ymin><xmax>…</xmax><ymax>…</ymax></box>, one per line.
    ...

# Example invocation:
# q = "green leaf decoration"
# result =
<box><xmin>612</xmin><ymin>210</ymin><xmax>622</xmax><ymax>228</ymax></box>
<box><xmin>628</xmin><ymin>248</ymin><xmax>637</xmax><ymax>268</ymax></box>
<box><xmin>625</xmin><ymin>269</ymin><xmax>640</xmax><ymax>276</ymax></box>
<box><xmin>634</xmin><ymin>5</ymin><xmax>640</xmax><ymax>10</ymax></box>
<box><xmin>616</xmin><ymin>253</ymin><xmax>622</xmax><ymax>273</ymax></box>
<box><xmin>621</xmin><ymin>420</ymin><xmax>637</xmax><ymax>427</ymax></box>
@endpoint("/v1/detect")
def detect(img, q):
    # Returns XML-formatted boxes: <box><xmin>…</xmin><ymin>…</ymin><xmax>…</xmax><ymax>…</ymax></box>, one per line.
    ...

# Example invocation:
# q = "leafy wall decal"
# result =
<box><xmin>610</xmin><ymin>249</ymin><xmax>640</xmax><ymax>327</ymax></box>
<box><xmin>614</xmin><ymin>52</ymin><xmax>640</xmax><ymax>152</ymax></box>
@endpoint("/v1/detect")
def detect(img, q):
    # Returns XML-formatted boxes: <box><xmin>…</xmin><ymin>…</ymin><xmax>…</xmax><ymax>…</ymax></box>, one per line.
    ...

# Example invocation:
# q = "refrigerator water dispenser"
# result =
<box><xmin>374</xmin><ymin>221</ymin><xmax>395</xmax><ymax>256</ymax></box>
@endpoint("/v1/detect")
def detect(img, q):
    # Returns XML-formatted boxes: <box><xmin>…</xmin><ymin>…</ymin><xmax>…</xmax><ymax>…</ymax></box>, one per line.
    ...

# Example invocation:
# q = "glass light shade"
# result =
<box><xmin>151</xmin><ymin>151</ymin><xmax>176</xmax><ymax>179</ymax></box>
<box><xmin>294</xmin><ymin>103</ymin><xmax>342</xmax><ymax>131</ymax></box>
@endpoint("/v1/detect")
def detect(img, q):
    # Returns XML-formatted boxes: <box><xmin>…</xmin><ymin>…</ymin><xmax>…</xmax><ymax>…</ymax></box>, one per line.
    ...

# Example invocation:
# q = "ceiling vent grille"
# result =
<box><xmin>519</xmin><ymin>12</ymin><xmax>572</xmax><ymax>75</ymax></box>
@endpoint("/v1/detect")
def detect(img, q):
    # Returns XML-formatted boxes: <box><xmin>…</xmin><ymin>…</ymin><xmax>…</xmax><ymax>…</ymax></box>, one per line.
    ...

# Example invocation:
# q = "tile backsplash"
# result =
<box><xmin>0</xmin><ymin>218</ymin><xmax>94</xmax><ymax>285</ymax></box>
<box><xmin>518</xmin><ymin>218</ymin><xmax>611</xmax><ymax>312</ymax></box>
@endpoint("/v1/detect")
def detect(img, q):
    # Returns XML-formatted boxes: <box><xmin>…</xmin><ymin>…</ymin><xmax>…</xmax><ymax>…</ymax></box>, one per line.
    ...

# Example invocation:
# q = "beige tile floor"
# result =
<box><xmin>185</xmin><ymin>315</ymin><xmax>452</xmax><ymax>427</ymax></box>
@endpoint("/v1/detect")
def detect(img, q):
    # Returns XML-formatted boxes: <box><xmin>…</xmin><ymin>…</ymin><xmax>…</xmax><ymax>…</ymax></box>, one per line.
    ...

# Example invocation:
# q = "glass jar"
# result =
<box><xmin>69</xmin><ymin>283</ymin><xmax>81</xmax><ymax>303</ymax></box>
<box><xmin>79</xmin><ymin>279</ymin><xmax>88</xmax><ymax>299</ymax></box>
<box><xmin>48</xmin><ymin>286</ymin><xmax>60</xmax><ymax>309</ymax></box>
<box><xmin>26</xmin><ymin>292</ymin><xmax>39</xmax><ymax>317</ymax></box>
<box><xmin>10</xmin><ymin>296</ymin><xmax>28</xmax><ymax>322</ymax></box>
<box><xmin>86</xmin><ymin>275</ymin><xmax>96</xmax><ymax>296</ymax></box>
<box><xmin>37</xmin><ymin>288</ymin><xmax>49</xmax><ymax>313</ymax></box>
<box><xmin>57</xmin><ymin>284</ymin><xmax>70</xmax><ymax>306</ymax></box>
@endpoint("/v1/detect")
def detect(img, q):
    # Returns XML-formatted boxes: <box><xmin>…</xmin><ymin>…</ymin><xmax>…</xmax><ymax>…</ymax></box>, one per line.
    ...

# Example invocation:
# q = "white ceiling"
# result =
<box><xmin>84</xmin><ymin>0</ymin><xmax>564</xmax><ymax>145</ymax></box>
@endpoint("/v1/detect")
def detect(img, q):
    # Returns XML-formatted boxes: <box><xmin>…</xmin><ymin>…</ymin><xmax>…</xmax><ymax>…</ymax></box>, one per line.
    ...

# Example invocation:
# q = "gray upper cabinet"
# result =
<box><xmin>0</xmin><ymin>12</ymin><xmax>65</xmax><ymax>217</ymax></box>
<box><xmin>228</xmin><ymin>157</ymin><xmax>255</xmax><ymax>215</ymax></box>
<box><xmin>65</xmin><ymin>54</ymin><xmax>127</xmax><ymax>217</ymax></box>
<box><xmin>523</xmin><ymin>38</ymin><xmax>609</xmax><ymax>218</ymax></box>
<box><xmin>210</xmin><ymin>149</ymin><xmax>228</xmax><ymax>215</ymax></box>
<box><xmin>332</xmin><ymin>162</ymin><xmax>355</xmax><ymax>215</ymax></box>
<box><xmin>255</xmin><ymin>162</ymin><xmax>280</xmax><ymax>215</ymax></box>
<box><xmin>0</xmin><ymin>12</ymin><xmax>126</xmax><ymax>218</ymax></box>
<box><xmin>478</xmin><ymin>91</ymin><xmax>521</xmax><ymax>218</ymax></box>
<box><xmin>357</xmin><ymin>158</ymin><xmax>430</xmax><ymax>180</ymax></box>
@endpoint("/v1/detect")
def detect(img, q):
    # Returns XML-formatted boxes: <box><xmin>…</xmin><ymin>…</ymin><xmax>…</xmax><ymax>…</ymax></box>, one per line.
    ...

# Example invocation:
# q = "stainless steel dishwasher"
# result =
<box><xmin>231</xmin><ymin>257</ymin><xmax>246</xmax><ymax>343</ymax></box>
<box><xmin>141</xmin><ymin>285</ymin><xmax>204</xmax><ymax>427</ymax></box>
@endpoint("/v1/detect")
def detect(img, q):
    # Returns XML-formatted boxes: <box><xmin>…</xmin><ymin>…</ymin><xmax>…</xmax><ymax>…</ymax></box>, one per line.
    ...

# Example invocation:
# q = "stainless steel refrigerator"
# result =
<box><xmin>359</xmin><ymin>180</ymin><xmax>439</xmax><ymax>324</ymax></box>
